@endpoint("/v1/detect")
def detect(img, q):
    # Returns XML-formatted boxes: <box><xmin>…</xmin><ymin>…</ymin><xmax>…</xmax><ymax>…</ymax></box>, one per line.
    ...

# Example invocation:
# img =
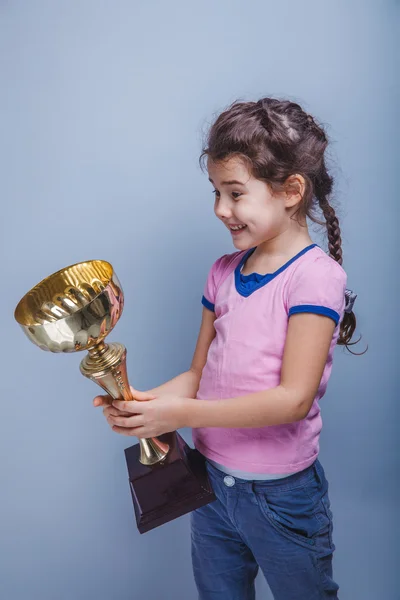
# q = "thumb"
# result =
<box><xmin>129</xmin><ymin>386</ymin><xmax>156</xmax><ymax>402</ymax></box>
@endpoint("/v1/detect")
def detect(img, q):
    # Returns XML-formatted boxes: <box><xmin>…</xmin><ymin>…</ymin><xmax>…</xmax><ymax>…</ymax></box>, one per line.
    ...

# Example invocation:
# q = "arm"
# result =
<box><xmin>186</xmin><ymin>312</ymin><xmax>336</xmax><ymax>428</ymax></box>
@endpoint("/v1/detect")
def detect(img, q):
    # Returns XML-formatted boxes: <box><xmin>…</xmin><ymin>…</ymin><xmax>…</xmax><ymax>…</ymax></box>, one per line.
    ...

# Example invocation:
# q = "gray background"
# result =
<box><xmin>1</xmin><ymin>1</ymin><xmax>398</xmax><ymax>599</ymax></box>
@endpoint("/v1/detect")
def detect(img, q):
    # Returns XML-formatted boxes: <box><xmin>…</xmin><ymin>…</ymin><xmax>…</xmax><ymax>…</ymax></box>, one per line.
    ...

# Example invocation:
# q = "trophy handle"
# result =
<box><xmin>80</xmin><ymin>341</ymin><xmax>169</xmax><ymax>466</ymax></box>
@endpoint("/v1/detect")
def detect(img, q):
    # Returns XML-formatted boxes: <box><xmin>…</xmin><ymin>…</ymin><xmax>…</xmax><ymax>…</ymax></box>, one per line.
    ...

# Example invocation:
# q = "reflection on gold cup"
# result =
<box><xmin>14</xmin><ymin>260</ymin><xmax>169</xmax><ymax>466</ymax></box>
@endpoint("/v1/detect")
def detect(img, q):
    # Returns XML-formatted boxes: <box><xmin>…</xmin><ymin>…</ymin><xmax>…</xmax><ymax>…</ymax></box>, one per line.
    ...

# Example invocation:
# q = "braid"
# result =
<box><xmin>314</xmin><ymin>167</ymin><xmax>363</xmax><ymax>353</ymax></box>
<box><xmin>318</xmin><ymin>198</ymin><xmax>343</xmax><ymax>265</ymax></box>
<box><xmin>313</xmin><ymin>161</ymin><xmax>343</xmax><ymax>264</ymax></box>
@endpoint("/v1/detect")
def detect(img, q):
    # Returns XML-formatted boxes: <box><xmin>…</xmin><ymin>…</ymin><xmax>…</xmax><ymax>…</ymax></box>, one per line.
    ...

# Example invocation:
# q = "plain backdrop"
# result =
<box><xmin>1</xmin><ymin>1</ymin><xmax>398</xmax><ymax>599</ymax></box>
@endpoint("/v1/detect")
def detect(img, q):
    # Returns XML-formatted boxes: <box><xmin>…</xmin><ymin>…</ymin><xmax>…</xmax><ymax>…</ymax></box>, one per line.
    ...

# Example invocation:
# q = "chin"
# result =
<box><xmin>231</xmin><ymin>238</ymin><xmax>253</xmax><ymax>251</ymax></box>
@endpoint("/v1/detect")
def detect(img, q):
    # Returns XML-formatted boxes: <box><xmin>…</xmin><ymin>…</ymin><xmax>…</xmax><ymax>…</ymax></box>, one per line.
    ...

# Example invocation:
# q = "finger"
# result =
<box><xmin>103</xmin><ymin>406</ymin><xmax>132</xmax><ymax>418</ymax></box>
<box><xmin>111</xmin><ymin>425</ymin><xmax>144</xmax><ymax>437</ymax></box>
<box><xmin>93</xmin><ymin>395</ymin><xmax>112</xmax><ymax>407</ymax></box>
<box><xmin>131</xmin><ymin>392</ymin><xmax>157</xmax><ymax>402</ymax></box>
<box><xmin>108</xmin><ymin>413</ymin><xmax>144</xmax><ymax>428</ymax></box>
<box><xmin>120</xmin><ymin>426</ymin><xmax>152</xmax><ymax>438</ymax></box>
<box><xmin>129</xmin><ymin>385</ymin><xmax>148</xmax><ymax>396</ymax></box>
<box><xmin>112</xmin><ymin>400</ymin><xmax>145</xmax><ymax>413</ymax></box>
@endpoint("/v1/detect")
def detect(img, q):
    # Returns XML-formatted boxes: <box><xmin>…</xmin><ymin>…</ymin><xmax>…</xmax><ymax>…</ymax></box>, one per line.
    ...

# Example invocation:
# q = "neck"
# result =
<box><xmin>255</xmin><ymin>224</ymin><xmax>314</xmax><ymax>261</ymax></box>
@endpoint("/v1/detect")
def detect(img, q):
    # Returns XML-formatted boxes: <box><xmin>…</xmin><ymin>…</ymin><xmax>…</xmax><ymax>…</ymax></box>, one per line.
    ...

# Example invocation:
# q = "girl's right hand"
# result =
<box><xmin>93</xmin><ymin>386</ymin><xmax>156</xmax><ymax>432</ymax></box>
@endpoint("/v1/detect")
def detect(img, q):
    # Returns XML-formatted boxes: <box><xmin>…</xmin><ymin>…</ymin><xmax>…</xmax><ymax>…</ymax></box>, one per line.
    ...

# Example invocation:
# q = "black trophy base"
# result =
<box><xmin>124</xmin><ymin>432</ymin><xmax>216</xmax><ymax>534</ymax></box>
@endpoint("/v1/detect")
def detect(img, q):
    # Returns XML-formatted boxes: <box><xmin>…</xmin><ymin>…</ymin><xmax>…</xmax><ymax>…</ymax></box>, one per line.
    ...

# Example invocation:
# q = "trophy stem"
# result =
<box><xmin>88</xmin><ymin>341</ymin><xmax>108</xmax><ymax>358</ymax></box>
<box><xmin>139</xmin><ymin>438</ymin><xmax>169</xmax><ymax>466</ymax></box>
<box><xmin>80</xmin><ymin>341</ymin><xmax>170</xmax><ymax>466</ymax></box>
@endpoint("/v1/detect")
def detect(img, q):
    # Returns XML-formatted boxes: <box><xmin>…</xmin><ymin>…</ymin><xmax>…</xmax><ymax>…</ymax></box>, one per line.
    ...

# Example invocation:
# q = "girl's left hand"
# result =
<box><xmin>107</xmin><ymin>395</ymin><xmax>189</xmax><ymax>438</ymax></box>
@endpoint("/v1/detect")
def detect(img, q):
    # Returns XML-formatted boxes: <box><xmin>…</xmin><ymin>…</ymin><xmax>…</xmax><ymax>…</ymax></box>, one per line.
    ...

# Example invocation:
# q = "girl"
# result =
<box><xmin>93</xmin><ymin>97</ymin><xmax>360</xmax><ymax>599</ymax></box>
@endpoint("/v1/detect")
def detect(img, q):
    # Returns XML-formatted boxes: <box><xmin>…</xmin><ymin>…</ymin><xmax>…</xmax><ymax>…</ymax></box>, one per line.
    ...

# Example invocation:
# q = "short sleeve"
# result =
<box><xmin>287</xmin><ymin>255</ymin><xmax>347</xmax><ymax>326</ymax></box>
<box><xmin>201</xmin><ymin>254</ymin><xmax>228</xmax><ymax>312</ymax></box>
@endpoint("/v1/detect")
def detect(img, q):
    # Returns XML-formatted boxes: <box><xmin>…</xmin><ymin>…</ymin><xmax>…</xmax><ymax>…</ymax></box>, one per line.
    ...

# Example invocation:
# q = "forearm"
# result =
<box><xmin>186</xmin><ymin>385</ymin><xmax>307</xmax><ymax>428</ymax></box>
<box><xmin>146</xmin><ymin>369</ymin><xmax>201</xmax><ymax>399</ymax></box>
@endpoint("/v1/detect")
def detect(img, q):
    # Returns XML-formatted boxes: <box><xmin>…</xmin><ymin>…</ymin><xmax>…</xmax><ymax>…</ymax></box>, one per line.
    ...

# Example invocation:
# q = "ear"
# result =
<box><xmin>283</xmin><ymin>174</ymin><xmax>306</xmax><ymax>208</ymax></box>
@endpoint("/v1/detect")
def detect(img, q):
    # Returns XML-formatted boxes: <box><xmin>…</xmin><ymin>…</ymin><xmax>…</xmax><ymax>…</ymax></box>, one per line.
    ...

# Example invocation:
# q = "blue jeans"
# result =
<box><xmin>190</xmin><ymin>458</ymin><xmax>339</xmax><ymax>600</ymax></box>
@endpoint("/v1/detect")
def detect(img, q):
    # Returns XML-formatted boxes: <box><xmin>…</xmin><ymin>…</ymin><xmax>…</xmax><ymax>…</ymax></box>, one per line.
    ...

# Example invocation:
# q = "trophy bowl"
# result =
<box><xmin>14</xmin><ymin>260</ymin><xmax>122</xmax><ymax>353</ymax></box>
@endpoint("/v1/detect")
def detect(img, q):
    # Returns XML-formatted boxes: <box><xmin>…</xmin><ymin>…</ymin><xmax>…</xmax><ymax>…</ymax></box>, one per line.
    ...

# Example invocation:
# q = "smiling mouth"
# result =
<box><xmin>229</xmin><ymin>224</ymin><xmax>247</xmax><ymax>231</ymax></box>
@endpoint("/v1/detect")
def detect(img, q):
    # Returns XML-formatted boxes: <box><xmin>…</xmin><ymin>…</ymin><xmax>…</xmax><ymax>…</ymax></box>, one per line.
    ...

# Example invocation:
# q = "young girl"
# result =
<box><xmin>93</xmin><ymin>97</ymin><xmax>360</xmax><ymax>599</ymax></box>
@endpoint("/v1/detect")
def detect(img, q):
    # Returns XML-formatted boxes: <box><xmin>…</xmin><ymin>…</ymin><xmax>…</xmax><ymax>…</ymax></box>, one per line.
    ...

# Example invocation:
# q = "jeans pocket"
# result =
<box><xmin>256</xmin><ymin>463</ymin><xmax>334</xmax><ymax>551</ymax></box>
<box><xmin>256</xmin><ymin>486</ymin><xmax>326</xmax><ymax>550</ymax></box>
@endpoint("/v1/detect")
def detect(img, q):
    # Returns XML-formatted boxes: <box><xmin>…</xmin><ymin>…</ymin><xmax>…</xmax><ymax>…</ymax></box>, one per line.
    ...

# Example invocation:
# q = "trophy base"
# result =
<box><xmin>124</xmin><ymin>432</ymin><xmax>216</xmax><ymax>534</ymax></box>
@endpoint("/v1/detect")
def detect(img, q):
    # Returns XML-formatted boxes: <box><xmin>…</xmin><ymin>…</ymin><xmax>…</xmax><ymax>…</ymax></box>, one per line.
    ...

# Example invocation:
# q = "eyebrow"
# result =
<box><xmin>208</xmin><ymin>178</ymin><xmax>246</xmax><ymax>186</ymax></box>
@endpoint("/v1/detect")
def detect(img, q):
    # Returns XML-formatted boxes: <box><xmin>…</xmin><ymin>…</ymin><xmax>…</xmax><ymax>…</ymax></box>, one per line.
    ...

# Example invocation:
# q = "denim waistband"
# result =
<box><xmin>207</xmin><ymin>458</ymin><xmax>292</xmax><ymax>480</ymax></box>
<box><xmin>205</xmin><ymin>457</ymin><xmax>320</xmax><ymax>493</ymax></box>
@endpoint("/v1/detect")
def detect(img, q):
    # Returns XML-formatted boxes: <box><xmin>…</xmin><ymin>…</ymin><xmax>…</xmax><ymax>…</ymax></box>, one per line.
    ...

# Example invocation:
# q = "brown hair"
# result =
<box><xmin>200</xmin><ymin>97</ymin><xmax>364</xmax><ymax>353</ymax></box>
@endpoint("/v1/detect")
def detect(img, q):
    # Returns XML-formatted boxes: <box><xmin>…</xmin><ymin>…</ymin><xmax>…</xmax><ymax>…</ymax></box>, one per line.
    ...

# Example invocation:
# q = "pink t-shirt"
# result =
<box><xmin>192</xmin><ymin>244</ymin><xmax>347</xmax><ymax>474</ymax></box>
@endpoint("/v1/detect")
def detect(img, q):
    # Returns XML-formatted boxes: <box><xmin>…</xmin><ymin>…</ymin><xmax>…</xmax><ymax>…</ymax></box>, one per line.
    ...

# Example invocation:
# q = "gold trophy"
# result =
<box><xmin>14</xmin><ymin>259</ymin><xmax>215</xmax><ymax>533</ymax></box>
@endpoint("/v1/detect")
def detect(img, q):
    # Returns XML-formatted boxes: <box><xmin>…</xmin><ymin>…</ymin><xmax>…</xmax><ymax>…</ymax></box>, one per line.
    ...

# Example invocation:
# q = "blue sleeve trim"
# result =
<box><xmin>202</xmin><ymin>295</ymin><xmax>215</xmax><ymax>312</ymax></box>
<box><xmin>288</xmin><ymin>305</ymin><xmax>340</xmax><ymax>326</ymax></box>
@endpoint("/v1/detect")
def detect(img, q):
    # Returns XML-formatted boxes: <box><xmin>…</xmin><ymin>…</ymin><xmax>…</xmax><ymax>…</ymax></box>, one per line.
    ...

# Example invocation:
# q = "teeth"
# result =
<box><xmin>231</xmin><ymin>225</ymin><xmax>246</xmax><ymax>231</ymax></box>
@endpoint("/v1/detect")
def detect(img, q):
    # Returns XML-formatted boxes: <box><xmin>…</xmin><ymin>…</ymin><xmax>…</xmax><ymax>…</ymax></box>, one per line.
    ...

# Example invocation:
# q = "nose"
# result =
<box><xmin>214</xmin><ymin>196</ymin><xmax>233</xmax><ymax>221</ymax></box>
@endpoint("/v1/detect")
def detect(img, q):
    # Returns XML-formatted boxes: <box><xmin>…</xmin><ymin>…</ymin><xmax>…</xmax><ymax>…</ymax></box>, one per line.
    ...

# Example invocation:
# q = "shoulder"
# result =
<box><xmin>290</xmin><ymin>246</ymin><xmax>347</xmax><ymax>286</ymax></box>
<box><xmin>285</xmin><ymin>246</ymin><xmax>348</xmax><ymax>319</ymax></box>
<box><xmin>208</xmin><ymin>250</ymin><xmax>245</xmax><ymax>278</ymax></box>
<box><xmin>203</xmin><ymin>250</ymin><xmax>245</xmax><ymax>307</ymax></box>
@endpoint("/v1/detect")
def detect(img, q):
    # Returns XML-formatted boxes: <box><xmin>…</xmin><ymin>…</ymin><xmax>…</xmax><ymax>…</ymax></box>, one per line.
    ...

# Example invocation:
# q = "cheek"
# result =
<box><xmin>234</xmin><ymin>203</ymin><xmax>252</xmax><ymax>222</ymax></box>
<box><xmin>248</xmin><ymin>205</ymin><xmax>280</xmax><ymax>229</ymax></box>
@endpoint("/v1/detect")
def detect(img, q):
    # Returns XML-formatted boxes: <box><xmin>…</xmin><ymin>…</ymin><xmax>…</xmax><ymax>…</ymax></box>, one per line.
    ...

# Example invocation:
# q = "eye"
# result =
<box><xmin>212</xmin><ymin>190</ymin><xmax>242</xmax><ymax>200</ymax></box>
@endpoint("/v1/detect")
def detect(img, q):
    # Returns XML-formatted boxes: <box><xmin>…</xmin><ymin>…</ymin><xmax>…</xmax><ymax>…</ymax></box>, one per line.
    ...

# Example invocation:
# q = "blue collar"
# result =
<box><xmin>235</xmin><ymin>243</ymin><xmax>318</xmax><ymax>297</ymax></box>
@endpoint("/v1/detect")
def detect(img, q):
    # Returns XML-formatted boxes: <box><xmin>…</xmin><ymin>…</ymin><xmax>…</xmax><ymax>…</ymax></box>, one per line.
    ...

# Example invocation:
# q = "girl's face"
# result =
<box><xmin>207</xmin><ymin>156</ymin><xmax>291</xmax><ymax>251</ymax></box>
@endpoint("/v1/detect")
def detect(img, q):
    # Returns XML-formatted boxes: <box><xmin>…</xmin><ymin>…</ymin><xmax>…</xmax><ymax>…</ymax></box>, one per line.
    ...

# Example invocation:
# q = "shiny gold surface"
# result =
<box><xmin>14</xmin><ymin>260</ymin><xmax>122</xmax><ymax>353</ymax></box>
<box><xmin>14</xmin><ymin>260</ymin><xmax>169</xmax><ymax>466</ymax></box>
